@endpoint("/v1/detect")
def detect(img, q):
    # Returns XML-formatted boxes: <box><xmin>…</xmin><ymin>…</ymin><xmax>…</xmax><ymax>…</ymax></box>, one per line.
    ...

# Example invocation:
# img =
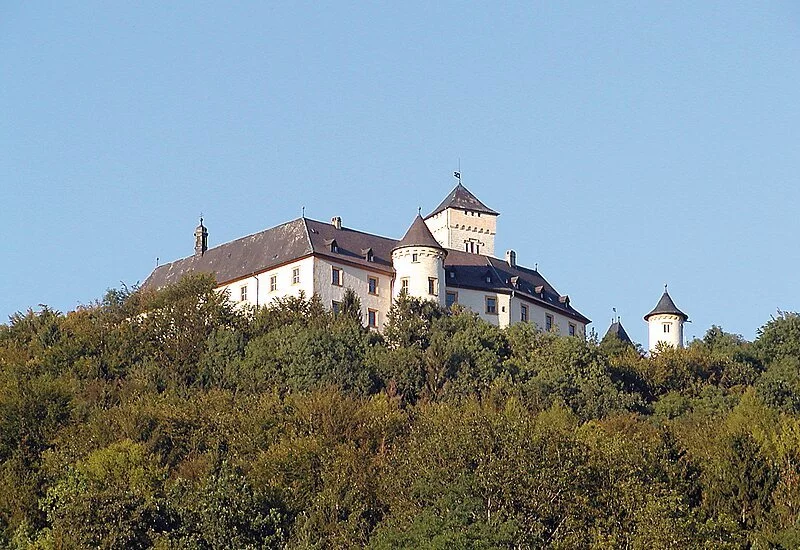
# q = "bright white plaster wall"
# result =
<box><xmin>392</xmin><ymin>246</ymin><xmax>446</xmax><ymax>306</ymax></box>
<box><xmin>218</xmin><ymin>256</ymin><xmax>315</xmax><ymax>309</ymax></box>
<box><xmin>647</xmin><ymin>314</ymin><xmax>684</xmax><ymax>351</ymax></box>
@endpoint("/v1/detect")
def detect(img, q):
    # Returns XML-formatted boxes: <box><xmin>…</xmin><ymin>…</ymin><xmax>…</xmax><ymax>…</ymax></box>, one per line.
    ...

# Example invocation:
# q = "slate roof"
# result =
<box><xmin>426</xmin><ymin>183</ymin><xmax>499</xmax><ymax>218</ymax></box>
<box><xmin>143</xmin><ymin>216</ymin><xmax>589</xmax><ymax>324</ymax></box>
<box><xmin>603</xmin><ymin>321</ymin><xmax>633</xmax><ymax>345</ymax></box>
<box><xmin>644</xmin><ymin>289</ymin><xmax>688</xmax><ymax>321</ymax></box>
<box><xmin>394</xmin><ymin>215</ymin><xmax>445</xmax><ymax>251</ymax></box>
<box><xmin>443</xmin><ymin>249</ymin><xmax>591</xmax><ymax>323</ymax></box>
<box><xmin>143</xmin><ymin>218</ymin><xmax>396</xmax><ymax>289</ymax></box>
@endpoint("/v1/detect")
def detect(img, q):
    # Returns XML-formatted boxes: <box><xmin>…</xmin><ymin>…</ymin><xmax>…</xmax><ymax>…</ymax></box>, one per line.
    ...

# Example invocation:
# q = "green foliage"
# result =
<box><xmin>0</xmin><ymin>276</ymin><xmax>797</xmax><ymax>546</ymax></box>
<box><xmin>42</xmin><ymin>440</ymin><xmax>168</xmax><ymax>548</ymax></box>
<box><xmin>756</xmin><ymin>311</ymin><xmax>800</xmax><ymax>365</ymax></box>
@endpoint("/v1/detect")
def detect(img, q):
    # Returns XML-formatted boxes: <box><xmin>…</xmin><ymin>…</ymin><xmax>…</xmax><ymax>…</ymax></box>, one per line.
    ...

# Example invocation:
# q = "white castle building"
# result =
<box><xmin>145</xmin><ymin>182</ymin><xmax>591</xmax><ymax>336</ymax></box>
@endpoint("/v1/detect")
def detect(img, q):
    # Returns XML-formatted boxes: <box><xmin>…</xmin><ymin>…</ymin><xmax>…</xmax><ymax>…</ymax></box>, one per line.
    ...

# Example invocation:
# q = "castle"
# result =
<box><xmin>145</xmin><ymin>181</ymin><xmax>591</xmax><ymax>336</ymax></box>
<box><xmin>145</xmin><ymin>180</ymin><xmax>690</xmax><ymax>350</ymax></box>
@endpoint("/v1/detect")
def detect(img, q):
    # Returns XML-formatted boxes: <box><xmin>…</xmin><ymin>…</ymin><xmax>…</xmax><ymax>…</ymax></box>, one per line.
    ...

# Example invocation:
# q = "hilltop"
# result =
<box><xmin>1</xmin><ymin>274</ymin><xmax>799</xmax><ymax>548</ymax></box>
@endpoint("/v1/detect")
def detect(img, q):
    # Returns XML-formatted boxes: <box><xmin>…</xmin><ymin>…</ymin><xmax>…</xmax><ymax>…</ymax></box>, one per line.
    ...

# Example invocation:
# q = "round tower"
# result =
<box><xmin>392</xmin><ymin>214</ymin><xmax>447</xmax><ymax>306</ymax></box>
<box><xmin>644</xmin><ymin>285</ymin><xmax>688</xmax><ymax>352</ymax></box>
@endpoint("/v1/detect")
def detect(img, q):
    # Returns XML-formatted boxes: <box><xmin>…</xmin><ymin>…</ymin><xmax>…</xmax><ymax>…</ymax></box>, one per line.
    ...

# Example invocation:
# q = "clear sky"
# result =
<box><xmin>2</xmin><ymin>2</ymin><xmax>799</xmax><ymax>346</ymax></box>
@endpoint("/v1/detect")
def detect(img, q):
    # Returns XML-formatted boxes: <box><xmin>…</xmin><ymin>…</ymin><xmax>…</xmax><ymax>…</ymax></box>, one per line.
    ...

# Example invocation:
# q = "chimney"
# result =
<box><xmin>505</xmin><ymin>249</ymin><xmax>516</xmax><ymax>267</ymax></box>
<box><xmin>331</xmin><ymin>216</ymin><xmax>342</xmax><ymax>230</ymax></box>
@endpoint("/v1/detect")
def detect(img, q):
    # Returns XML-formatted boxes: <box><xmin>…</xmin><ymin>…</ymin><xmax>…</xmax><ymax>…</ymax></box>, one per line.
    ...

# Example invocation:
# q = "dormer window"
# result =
<box><xmin>325</xmin><ymin>238</ymin><xmax>338</xmax><ymax>253</ymax></box>
<box><xmin>362</xmin><ymin>248</ymin><xmax>374</xmax><ymax>262</ymax></box>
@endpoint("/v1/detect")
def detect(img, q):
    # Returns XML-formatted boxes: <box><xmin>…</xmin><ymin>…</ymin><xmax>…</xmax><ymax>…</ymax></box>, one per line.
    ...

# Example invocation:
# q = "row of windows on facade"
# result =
<box><xmin>239</xmin><ymin>266</ymin><xmax>383</xmax><ymax>303</ymax></box>
<box><xmin>237</xmin><ymin>266</ymin><xmax>575</xmax><ymax>335</ymax></box>
<box><xmin>239</xmin><ymin>267</ymin><xmax>302</xmax><ymax>301</ymax></box>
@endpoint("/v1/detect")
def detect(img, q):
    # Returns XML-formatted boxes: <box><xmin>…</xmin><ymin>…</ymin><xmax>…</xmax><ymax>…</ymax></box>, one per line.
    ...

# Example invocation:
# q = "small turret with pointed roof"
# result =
<box><xmin>644</xmin><ymin>285</ymin><xmax>688</xmax><ymax>321</ymax></box>
<box><xmin>424</xmin><ymin>176</ymin><xmax>499</xmax><ymax>256</ymax></box>
<box><xmin>194</xmin><ymin>217</ymin><xmax>208</xmax><ymax>256</ymax></box>
<box><xmin>645</xmin><ymin>285</ymin><xmax>688</xmax><ymax>351</ymax></box>
<box><xmin>392</xmin><ymin>213</ymin><xmax>447</xmax><ymax>305</ymax></box>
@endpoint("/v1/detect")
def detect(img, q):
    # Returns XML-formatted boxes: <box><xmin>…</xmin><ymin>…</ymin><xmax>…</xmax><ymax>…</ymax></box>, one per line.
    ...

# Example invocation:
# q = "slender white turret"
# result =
<box><xmin>644</xmin><ymin>285</ymin><xmax>688</xmax><ymax>351</ymax></box>
<box><xmin>392</xmin><ymin>214</ymin><xmax>447</xmax><ymax>306</ymax></box>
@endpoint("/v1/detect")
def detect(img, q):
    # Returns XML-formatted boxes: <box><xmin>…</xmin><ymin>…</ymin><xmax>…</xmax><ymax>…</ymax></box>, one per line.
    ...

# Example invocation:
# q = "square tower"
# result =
<box><xmin>424</xmin><ymin>183</ymin><xmax>499</xmax><ymax>256</ymax></box>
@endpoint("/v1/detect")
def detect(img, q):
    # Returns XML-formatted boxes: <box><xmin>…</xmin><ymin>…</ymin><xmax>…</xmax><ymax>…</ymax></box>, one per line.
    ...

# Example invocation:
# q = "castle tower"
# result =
<box><xmin>424</xmin><ymin>182</ymin><xmax>499</xmax><ymax>256</ymax></box>
<box><xmin>194</xmin><ymin>217</ymin><xmax>208</xmax><ymax>256</ymax></box>
<box><xmin>644</xmin><ymin>285</ymin><xmax>688</xmax><ymax>351</ymax></box>
<box><xmin>392</xmin><ymin>214</ymin><xmax>447</xmax><ymax>306</ymax></box>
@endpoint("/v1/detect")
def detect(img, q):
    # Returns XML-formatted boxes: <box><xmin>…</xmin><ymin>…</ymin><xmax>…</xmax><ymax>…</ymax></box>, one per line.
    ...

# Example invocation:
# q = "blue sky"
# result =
<box><xmin>2</xmin><ymin>2</ymin><xmax>799</xmax><ymax>346</ymax></box>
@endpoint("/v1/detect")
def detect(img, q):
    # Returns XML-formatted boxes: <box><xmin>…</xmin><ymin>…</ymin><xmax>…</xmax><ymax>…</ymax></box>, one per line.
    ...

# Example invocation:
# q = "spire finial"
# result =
<box><xmin>302</xmin><ymin>206</ymin><xmax>305</xmax><ymax>218</ymax></box>
<box><xmin>664</xmin><ymin>283</ymin><xmax>668</xmax><ymax>292</ymax></box>
<box><xmin>418</xmin><ymin>206</ymin><xmax>422</xmax><ymax>216</ymax></box>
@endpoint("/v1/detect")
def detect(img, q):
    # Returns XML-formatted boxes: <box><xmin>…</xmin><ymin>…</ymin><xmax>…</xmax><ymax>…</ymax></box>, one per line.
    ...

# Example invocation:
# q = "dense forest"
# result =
<box><xmin>1</xmin><ymin>274</ymin><xmax>800</xmax><ymax>549</ymax></box>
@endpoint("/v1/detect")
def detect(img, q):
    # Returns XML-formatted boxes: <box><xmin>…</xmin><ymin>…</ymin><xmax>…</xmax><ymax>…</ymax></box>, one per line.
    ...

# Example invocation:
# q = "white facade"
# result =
<box><xmin>217</xmin><ymin>256</ymin><xmax>316</xmax><ymax>309</ymax></box>
<box><xmin>219</xmin><ymin>256</ymin><xmax>394</xmax><ymax>329</ymax></box>
<box><xmin>450</xmin><ymin>287</ymin><xmax>585</xmax><ymax>336</ymax></box>
<box><xmin>391</xmin><ymin>246</ymin><xmax>446</xmax><ymax>306</ymax></box>
<box><xmin>647</xmin><ymin>313</ymin><xmax>684</xmax><ymax>351</ymax></box>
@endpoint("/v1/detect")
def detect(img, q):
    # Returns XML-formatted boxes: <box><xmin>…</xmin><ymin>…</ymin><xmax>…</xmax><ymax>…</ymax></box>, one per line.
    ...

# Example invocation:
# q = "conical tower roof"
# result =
<box><xmin>603</xmin><ymin>321</ymin><xmax>633</xmax><ymax>345</ymax></box>
<box><xmin>426</xmin><ymin>183</ymin><xmax>499</xmax><ymax>218</ymax></box>
<box><xmin>394</xmin><ymin>214</ymin><xmax>445</xmax><ymax>252</ymax></box>
<box><xmin>644</xmin><ymin>287</ymin><xmax>688</xmax><ymax>321</ymax></box>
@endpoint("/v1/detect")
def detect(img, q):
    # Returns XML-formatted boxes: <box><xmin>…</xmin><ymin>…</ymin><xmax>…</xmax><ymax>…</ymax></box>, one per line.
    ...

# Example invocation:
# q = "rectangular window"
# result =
<box><xmin>331</xmin><ymin>266</ymin><xmax>342</xmax><ymax>286</ymax></box>
<box><xmin>401</xmin><ymin>278</ymin><xmax>409</xmax><ymax>293</ymax></box>
<box><xmin>332</xmin><ymin>301</ymin><xmax>341</xmax><ymax>315</ymax></box>
<box><xmin>240</xmin><ymin>285</ymin><xmax>247</xmax><ymax>302</ymax></box>
<box><xmin>368</xmin><ymin>276</ymin><xmax>378</xmax><ymax>295</ymax></box>
<box><xmin>446</xmin><ymin>291</ymin><xmax>458</xmax><ymax>309</ymax></box>
<box><xmin>368</xmin><ymin>309</ymin><xmax>378</xmax><ymax>328</ymax></box>
<box><xmin>663</xmin><ymin>323</ymin><xmax>670</xmax><ymax>333</ymax></box>
<box><xmin>292</xmin><ymin>267</ymin><xmax>300</xmax><ymax>285</ymax></box>
<box><xmin>428</xmin><ymin>277</ymin><xmax>438</xmax><ymax>296</ymax></box>
<box><xmin>546</xmin><ymin>314</ymin><xmax>554</xmax><ymax>331</ymax></box>
<box><xmin>270</xmin><ymin>275</ymin><xmax>277</xmax><ymax>292</ymax></box>
<box><xmin>486</xmin><ymin>296</ymin><xmax>497</xmax><ymax>314</ymax></box>
<box><xmin>521</xmin><ymin>304</ymin><xmax>528</xmax><ymax>322</ymax></box>
<box><xmin>569</xmin><ymin>323</ymin><xmax>576</xmax><ymax>336</ymax></box>
<box><xmin>412</xmin><ymin>253</ymin><xmax>418</xmax><ymax>263</ymax></box>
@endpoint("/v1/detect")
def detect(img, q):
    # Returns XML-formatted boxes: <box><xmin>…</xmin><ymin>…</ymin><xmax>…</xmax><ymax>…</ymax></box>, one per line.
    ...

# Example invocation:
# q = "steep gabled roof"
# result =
<box><xmin>644</xmin><ymin>288</ymin><xmax>688</xmax><ymax>321</ymax></box>
<box><xmin>603</xmin><ymin>321</ymin><xmax>633</xmax><ymax>345</ymax></box>
<box><xmin>394</xmin><ymin>215</ymin><xmax>444</xmax><ymax>251</ymax></box>
<box><xmin>426</xmin><ymin>183</ymin><xmax>499</xmax><ymax>218</ymax></box>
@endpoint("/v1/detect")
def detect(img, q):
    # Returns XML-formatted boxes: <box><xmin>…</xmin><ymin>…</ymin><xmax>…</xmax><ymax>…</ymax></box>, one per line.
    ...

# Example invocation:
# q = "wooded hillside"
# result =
<box><xmin>2</xmin><ymin>274</ymin><xmax>799</xmax><ymax>548</ymax></box>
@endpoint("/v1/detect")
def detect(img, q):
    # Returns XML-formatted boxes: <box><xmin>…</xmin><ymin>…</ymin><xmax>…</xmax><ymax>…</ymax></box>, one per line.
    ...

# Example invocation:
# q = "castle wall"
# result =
<box><xmin>446</xmin><ymin>287</ymin><xmax>586</xmax><ymax>335</ymax></box>
<box><xmin>312</xmin><ymin>256</ymin><xmax>393</xmax><ymax>328</ymax></box>
<box><xmin>217</xmin><ymin>256</ymin><xmax>316</xmax><ymax>309</ymax></box>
